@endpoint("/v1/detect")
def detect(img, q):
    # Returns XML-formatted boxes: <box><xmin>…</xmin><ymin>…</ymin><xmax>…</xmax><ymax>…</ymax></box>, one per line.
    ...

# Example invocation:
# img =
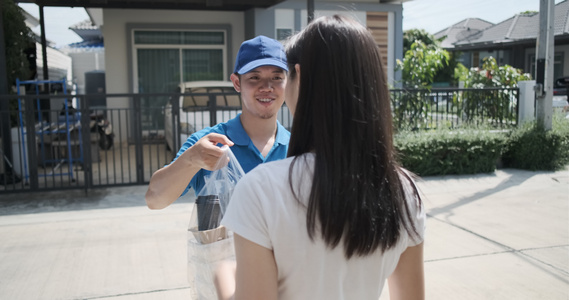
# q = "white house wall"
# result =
<box><xmin>102</xmin><ymin>8</ymin><xmax>245</xmax><ymax>141</ymax></box>
<box><xmin>102</xmin><ymin>8</ymin><xmax>245</xmax><ymax>98</ymax></box>
<box><xmin>35</xmin><ymin>43</ymin><xmax>73</xmax><ymax>82</ymax></box>
<box><xmin>103</xmin><ymin>2</ymin><xmax>403</xmax><ymax>98</ymax></box>
<box><xmin>259</xmin><ymin>0</ymin><xmax>403</xmax><ymax>87</ymax></box>
<box><xmin>299</xmin><ymin>10</ymin><xmax>367</xmax><ymax>28</ymax></box>
<box><xmin>68</xmin><ymin>51</ymin><xmax>106</xmax><ymax>94</ymax></box>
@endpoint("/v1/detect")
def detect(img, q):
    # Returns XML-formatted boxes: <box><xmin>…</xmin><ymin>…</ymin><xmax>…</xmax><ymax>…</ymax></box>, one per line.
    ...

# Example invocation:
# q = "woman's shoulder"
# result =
<box><xmin>254</xmin><ymin>153</ymin><xmax>314</xmax><ymax>174</ymax></box>
<box><xmin>240</xmin><ymin>154</ymin><xmax>315</xmax><ymax>188</ymax></box>
<box><xmin>252</xmin><ymin>156</ymin><xmax>294</xmax><ymax>174</ymax></box>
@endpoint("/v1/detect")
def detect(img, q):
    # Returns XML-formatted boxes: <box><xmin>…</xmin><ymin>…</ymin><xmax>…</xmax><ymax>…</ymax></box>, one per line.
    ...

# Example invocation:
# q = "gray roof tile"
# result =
<box><xmin>440</xmin><ymin>0</ymin><xmax>569</xmax><ymax>48</ymax></box>
<box><xmin>434</xmin><ymin>18</ymin><xmax>493</xmax><ymax>48</ymax></box>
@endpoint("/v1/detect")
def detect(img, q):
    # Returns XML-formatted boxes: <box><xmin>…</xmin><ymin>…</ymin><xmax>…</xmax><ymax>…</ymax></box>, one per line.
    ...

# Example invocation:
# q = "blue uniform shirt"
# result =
<box><xmin>172</xmin><ymin>114</ymin><xmax>290</xmax><ymax>196</ymax></box>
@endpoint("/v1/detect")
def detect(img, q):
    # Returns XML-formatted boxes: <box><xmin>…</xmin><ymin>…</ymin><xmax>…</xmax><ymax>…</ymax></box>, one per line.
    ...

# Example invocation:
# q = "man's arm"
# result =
<box><xmin>145</xmin><ymin>133</ymin><xmax>234</xmax><ymax>209</ymax></box>
<box><xmin>387</xmin><ymin>242</ymin><xmax>425</xmax><ymax>300</ymax></box>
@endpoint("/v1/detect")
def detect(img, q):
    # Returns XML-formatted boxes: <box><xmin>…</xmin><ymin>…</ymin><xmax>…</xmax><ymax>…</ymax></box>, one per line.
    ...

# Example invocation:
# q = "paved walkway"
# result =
<box><xmin>0</xmin><ymin>168</ymin><xmax>567</xmax><ymax>299</ymax></box>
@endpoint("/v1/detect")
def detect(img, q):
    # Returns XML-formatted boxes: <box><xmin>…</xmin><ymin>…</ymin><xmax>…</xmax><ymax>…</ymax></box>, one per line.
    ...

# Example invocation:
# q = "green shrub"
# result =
<box><xmin>395</xmin><ymin>128</ymin><xmax>505</xmax><ymax>176</ymax></box>
<box><xmin>502</xmin><ymin>113</ymin><xmax>569</xmax><ymax>171</ymax></box>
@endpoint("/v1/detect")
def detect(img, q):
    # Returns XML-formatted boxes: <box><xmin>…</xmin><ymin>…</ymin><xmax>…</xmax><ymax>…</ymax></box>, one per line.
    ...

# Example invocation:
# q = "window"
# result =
<box><xmin>134</xmin><ymin>31</ymin><xmax>225</xmax><ymax>45</ymax></box>
<box><xmin>473</xmin><ymin>52</ymin><xmax>480</xmax><ymax>68</ymax></box>
<box><xmin>132</xmin><ymin>30</ymin><xmax>227</xmax><ymax>130</ymax></box>
<box><xmin>529</xmin><ymin>52</ymin><xmax>563</xmax><ymax>81</ymax></box>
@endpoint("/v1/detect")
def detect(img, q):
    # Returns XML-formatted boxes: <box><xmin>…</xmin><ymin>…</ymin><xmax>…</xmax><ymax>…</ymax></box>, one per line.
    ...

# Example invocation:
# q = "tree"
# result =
<box><xmin>401</xmin><ymin>29</ymin><xmax>461</xmax><ymax>86</ymax></box>
<box><xmin>2</xmin><ymin>0</ymin><xmax>34</xmax><ymax>88</ymax></box>
<box><xmin>1</xmin><ymin>1</ymin><xmax>34</xmax><ymax>181</ymax></box>
<box><xmin>397</xmin><ymin>40</ymin><xmax>449</xmax><ymax>88</ymax></box>
<box><xmin>403</xmin><ymin>28</ymin><xmax>442</xmax><ymax>53</ymax></box>
<box><xmin>462</xmin><ymin>56</ymin><xmax>532</xmax><ymax>88</ymax></box>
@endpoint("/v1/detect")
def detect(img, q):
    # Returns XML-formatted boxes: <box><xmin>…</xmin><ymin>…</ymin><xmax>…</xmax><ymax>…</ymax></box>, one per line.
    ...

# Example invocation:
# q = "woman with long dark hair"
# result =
<box><xmin>217</xmin><ymin>15</ymin><xmax>425</xmax><ymax>300</ymax></box>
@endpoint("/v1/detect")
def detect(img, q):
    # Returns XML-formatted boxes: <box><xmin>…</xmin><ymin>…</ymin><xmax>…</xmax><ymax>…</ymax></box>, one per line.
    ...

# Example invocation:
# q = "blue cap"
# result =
<box><xmin>233</xmin><ymin>36</ymin><xmax>288</xmax><ymax>75</ymax></box>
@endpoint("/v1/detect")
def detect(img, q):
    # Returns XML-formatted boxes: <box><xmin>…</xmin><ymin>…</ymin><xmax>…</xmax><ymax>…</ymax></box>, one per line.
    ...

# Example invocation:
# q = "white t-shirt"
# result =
<box><xmin>221</xmin><ymin>153</ymin><xmax>425</xmax><ymax>300</ymax></box>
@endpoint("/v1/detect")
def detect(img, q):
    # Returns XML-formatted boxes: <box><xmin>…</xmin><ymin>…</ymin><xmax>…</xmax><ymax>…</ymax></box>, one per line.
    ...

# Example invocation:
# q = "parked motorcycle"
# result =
<box><xmin>90</xmin><ymin>110</ymin><xmax>114</xmax><ymax>150</ymax></box>
<box><xmin>59</xmin><ymin>102</ymin><xmax>114</xmax><ymax>150</ymax></box>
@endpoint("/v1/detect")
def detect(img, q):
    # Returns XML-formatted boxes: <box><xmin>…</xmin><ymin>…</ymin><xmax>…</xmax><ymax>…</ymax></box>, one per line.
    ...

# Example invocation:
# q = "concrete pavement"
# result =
<box><xmin>0</xmin><ymin>168</ymin><xmax>567</xmax><ymax>299</ymax></box>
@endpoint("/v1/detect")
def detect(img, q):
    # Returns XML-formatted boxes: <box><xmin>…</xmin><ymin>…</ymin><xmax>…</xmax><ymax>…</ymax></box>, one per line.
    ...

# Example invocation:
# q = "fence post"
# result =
<box><xmin>518</xmin><ymin>80</ymin><xmax>536</xmax><ymax>126</ymax></box>
<box><xmin>23</xmin><ymin>95</ymin><xmax>38</xmax><ymax>189</ymax></box>
<box><xmin>209</xmin><ymin>94</ymin><xmax>217</xmax><ymax>127</ymax></box>
<box><xmin>172</xmin><ymin>93</ymin><xmax>180</xmax><ymax>152</ymax></box>
<box><xmin>458</xmin><ymin>81</ymin><xmax>468</xmax><ymax>124</ymax></box>
<box><xmin>80</xmin><ymin>95</ymin><xmax>93</xmax><ymax>191</ymax></box>
<box><xmin>133</xmin><ymin>95</ymin><xmax>144</xmax><ymax>184</ymax></box>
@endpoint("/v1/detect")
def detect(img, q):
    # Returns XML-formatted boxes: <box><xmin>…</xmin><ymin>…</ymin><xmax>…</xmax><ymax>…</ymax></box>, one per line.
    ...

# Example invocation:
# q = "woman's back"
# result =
<box><xmin>222</xmin><ymin>154</ymin><xmax>424</xmax><ymax>299</ymax></box>
<box><xmin>217</xmin><ymin>15</ymin><xmax>426</xmax><ymax>300</ymax></box>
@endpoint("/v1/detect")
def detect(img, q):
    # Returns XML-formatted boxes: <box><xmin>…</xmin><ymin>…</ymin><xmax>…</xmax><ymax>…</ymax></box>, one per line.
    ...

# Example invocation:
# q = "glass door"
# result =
<box><xmin>137</xmin><ymin>49</ymin><xmax>180</xmax><ymax>130</ymax></box>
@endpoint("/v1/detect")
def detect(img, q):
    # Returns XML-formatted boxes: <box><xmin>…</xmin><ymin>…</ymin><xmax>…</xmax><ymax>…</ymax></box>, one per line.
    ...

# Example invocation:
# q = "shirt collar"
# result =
<box><xmin>225</xmin><ymin>114</ymin><xmax>290</xmax><ymax>146</ymax></box>
<box><xmin>275</xmin><ymin>120</ymin><xmax>290</xmax><ymax>146</ymax></box>
<box><xmin>225</xmin><ymin>114</ymin><xmax>249</xmax><ymax>146</ymax></box>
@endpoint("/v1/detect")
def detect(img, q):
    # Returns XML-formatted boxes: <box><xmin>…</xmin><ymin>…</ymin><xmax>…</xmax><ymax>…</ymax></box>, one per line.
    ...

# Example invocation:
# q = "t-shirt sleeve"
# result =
<box><xmin>221</xmin><ymin>172</ymin><xmax>272</xmax><ymax>250</ymax></box>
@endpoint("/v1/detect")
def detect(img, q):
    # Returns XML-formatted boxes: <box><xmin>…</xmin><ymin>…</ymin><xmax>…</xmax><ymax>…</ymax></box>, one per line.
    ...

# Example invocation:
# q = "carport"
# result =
<box><xmin>0</xmin><ymin>0</ymin><xmax>319</xmax><ymax>193</ymax></box>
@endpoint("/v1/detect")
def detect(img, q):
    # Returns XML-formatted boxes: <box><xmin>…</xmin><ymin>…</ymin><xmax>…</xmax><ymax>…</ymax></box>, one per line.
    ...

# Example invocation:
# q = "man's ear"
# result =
<box><xmin>230</xmin><ymin>73</ymin><xmax>241</xmax><ymax>92</ymax></box>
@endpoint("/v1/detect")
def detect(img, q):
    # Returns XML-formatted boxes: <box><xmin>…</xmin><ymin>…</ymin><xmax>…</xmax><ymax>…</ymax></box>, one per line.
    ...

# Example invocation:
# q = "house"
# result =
<box><xmin>434</xmin><ymin>18</ymin><xmax>494</xmax><ymax>53</ymax></box>
<box><xmin>21</xmin><ymin>9</ymin><xmax>73</xmax><ymax>85</ymax></box>
<box><xmin>81</xmin><ymin>0</ymin><xmax>408</xmax><ymax>139</ymax></box>
<box><xmin>60</xmin><ymin>18</ymin><xmax>105</xmax><ymax>96</ymax></box>
<box><xmin>10</xmin><ymin>0</ymin><xmax>410</xmax><ymax>142</ymax></box>
<box><xmin>434</xmin><ymin>0</ymin><xmax>569</xmax><ymax>80</ymax></box>
<box><xmin>19</xmin><ymin>8</ymin><xmax>73</xmax><ymax>121</ymax></box>
<box><xmin>95</xmin><ymin>1</ymin><xmax>406</xmax><ymax>97</ymax></box>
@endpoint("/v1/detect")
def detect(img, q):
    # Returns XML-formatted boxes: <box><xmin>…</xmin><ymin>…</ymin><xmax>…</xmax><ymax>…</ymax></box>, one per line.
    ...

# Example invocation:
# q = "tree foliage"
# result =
<box><xmin>457</xmin><ymin>57</ymin><xmax>532</xmax><ymax>125</ymax></box>
<box><xmin>403</xmin><ymin>28</ymin><xmax>442</xmax><ymax>53</ymax></box>
<box><xmin>401</xmin><ymin>29</ymin><xmax>464</xmax><ymax>86</ymax></box>
<box><xmin>460</xmin><ymin>56</ymin><xmax>532</xmax><ymax>88</ymax></box>
<box><xmin>397</xmin><ymin>40</ymin><xmax>449</xmax><ymax>88</ymax></box>
<box><xmin>2</xmin><ymin>1</ymin><xmax>34</xmax><ymax>89</ymax></box>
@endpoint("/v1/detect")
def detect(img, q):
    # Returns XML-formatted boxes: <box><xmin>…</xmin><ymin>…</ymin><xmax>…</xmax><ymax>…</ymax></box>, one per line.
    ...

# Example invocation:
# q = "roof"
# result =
<box><xmin>434</xmin><ymin>18</ymin><xmax>494</xmax><ymax>48</ymax></box>
<box><xmin>60</xmin><ymin>21</ymin><xmax>104</xmax><ymax>52</ymax></box>
<box><xmin>65</xmin><ymin>39</ymin><xmax>104</xmax><ymax>49</ymax></box>
<box><xmin>15</xmin><ymin>0</ymin><xmax>286</xmax><ymax>11</ymax></box>
<box><xmin>440</xmin><ymin>0</ymin><xmax>569</xmax><ymax>49</ymax></box>
<box><xmin>69</xmin><ymin>20</ymin><xmax>102</xmax><ymax>41</ymax></box>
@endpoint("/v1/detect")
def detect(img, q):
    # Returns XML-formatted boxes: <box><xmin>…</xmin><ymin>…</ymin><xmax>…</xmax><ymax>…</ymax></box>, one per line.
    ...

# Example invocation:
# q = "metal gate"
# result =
<box><xmin>0</xmin><ymin>90</ymin><xmax>286</xmax><ymax>194</ymax></box>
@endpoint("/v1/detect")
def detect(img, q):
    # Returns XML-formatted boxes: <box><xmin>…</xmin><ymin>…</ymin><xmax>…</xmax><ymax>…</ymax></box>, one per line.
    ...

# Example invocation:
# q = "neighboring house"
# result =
<box><xmin>60</xmin><ymin>19</ymin><xmax>105</xmax><ymax>96</ymax></box>
<box><xmin>434</xmin><ymin>18</ymin><xmax>494</xmax><ymax>52</ymax></box>
<box><xmin>434</xmin><ymin>0</ymin><xmax>569</xmax><ymax>80</ymax></box>
<box><xmin>20</xmin><ymin>9</ymin><xmax>73</xmax><ymax>120</ymax></box>
<box><xmin>79</xmin><ymin>0</ymin><xmax>409</xmax><ymax>137</ymax></box>
<box><xmin>21</xmin><ymin>10</ymin><xmax>73</xmax><ymax>84</ymax></box>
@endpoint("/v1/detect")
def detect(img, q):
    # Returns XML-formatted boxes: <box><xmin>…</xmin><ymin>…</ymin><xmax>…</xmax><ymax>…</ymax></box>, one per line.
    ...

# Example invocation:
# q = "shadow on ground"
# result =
<box><xmin>0</xmin><ymin>185</ymin><xmax>195</xmax><ymax>216</ymax></box>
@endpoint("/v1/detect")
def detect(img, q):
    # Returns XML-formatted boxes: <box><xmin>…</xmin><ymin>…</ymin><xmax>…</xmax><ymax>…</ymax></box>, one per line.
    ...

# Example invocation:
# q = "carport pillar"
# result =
<box><xmin>39</xmin><ymin>5</ymin><xmax>49</xmax><ymax>89</ymax></box>
<box><xmin>0</xmin><ymin>6</ymin><xmax>15</xmax><ymax>177</ymax></box>
<box><xmin>535</xmin><ymin>0</ymin><xmax>554</xmax><ymax>131</ymax></box>
<box><xmin>307</xmin><ymin>0</ymin><xmax>314</xmax><ymax>23</ymax></box>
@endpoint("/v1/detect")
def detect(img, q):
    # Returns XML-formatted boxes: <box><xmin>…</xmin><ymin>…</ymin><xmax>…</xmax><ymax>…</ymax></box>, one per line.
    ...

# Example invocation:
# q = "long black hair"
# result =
<box><xmin>286</xmin><ymin>15</ymin><xmax>421</xmax><ymax>259</ymax></box>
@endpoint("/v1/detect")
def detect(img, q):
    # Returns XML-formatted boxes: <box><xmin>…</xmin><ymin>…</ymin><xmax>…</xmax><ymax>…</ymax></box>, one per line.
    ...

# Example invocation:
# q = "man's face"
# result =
<box><xmin>231</xmin><ymin>65</ymin><xmax>287</xmax><ymax>120</ymax></box>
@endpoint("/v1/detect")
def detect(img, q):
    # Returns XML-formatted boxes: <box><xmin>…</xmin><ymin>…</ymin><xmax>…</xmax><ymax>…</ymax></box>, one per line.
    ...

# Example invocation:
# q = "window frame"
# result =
<box><xmin>126</xmin><ymin>23</ymin><xmax>233</xmax><ymax>95</ymax></box>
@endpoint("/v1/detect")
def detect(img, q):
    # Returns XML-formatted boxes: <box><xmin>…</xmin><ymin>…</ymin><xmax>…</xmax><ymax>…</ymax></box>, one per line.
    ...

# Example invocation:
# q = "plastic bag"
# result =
<box><xmin>187</xmin><ymin>145</ymin><xmax>245</xmax><ymax>300</ymax></box>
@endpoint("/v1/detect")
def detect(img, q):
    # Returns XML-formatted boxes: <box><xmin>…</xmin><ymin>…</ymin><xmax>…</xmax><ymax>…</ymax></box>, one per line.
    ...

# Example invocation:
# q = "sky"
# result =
<box><xmin>403</xmin><ymin>0</ymin><xmax>564</xmax><ymax>34</ymax></box>
<box><xmin>18</xmin><ymin>0</ymin><xmax>565</xmax><ymax>48</ymax></box>
<box><xmin>18</xmin><ymin>3</ymin><xmax>90</xmax><ymax>48</ymax></box>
